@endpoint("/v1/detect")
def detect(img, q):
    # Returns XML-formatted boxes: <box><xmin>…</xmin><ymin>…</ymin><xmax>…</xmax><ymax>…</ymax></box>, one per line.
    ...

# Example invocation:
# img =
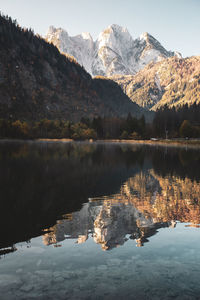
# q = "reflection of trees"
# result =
<box><xmin>152</xmin><ymin>147</ymin><xmax>200</xmax><ymax>181</ymax></box>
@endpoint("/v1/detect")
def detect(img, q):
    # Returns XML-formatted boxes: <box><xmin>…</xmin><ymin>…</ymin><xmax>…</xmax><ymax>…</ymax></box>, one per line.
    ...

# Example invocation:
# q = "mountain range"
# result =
<box><xmin>46</xmin><ymin>24</ymin><xmax>181</xmax><ymax>77</ymax></box>
<box><xmin>0</xmin><ymin>13</ymin><xmax>199</xmax><ymax>123</ymax></box>
<box><xmin>46</xmin><ymin>24</ymin><xmax>200</xmax><ymax>111</ymax></box>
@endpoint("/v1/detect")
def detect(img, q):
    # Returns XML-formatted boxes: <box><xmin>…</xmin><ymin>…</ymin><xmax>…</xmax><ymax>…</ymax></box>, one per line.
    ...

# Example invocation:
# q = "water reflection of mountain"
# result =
<box><xmin>0</xmin><ymin>142</ymin><xmax>144</xmax><ymax>251</ymax></box>
<box><xmin>43</xmin><ymin>197</ymin><xmax>172</xmax><ymax>250</ymax></box>
<box><xmin>0</xmin><ymin>141</ymin><xmax>200</xmax><ymax>254</ymax></box>
<box><xmin>127</xmin><ymin>171</ymin><xmax>200</xmax><ymax>225</ymax></box>
<box><xmin>43</xmin><ymin>170</ymin><xmax>200</xmax><ymax>250</ymax></box>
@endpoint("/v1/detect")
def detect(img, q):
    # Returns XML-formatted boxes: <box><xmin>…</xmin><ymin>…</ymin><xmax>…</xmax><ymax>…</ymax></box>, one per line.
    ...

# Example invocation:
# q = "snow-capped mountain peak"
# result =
<box><xmin>46</xmin><ymin>25</ymin><xmax>57</xmax><ymax>35</ymax></box>
<box><xmin>97</xmin><ymin>24</ymin><xmax>133</xmax><ymax>46</ymax></box>
<box><xmin>81</xmin><ymin>32</ymin><xmax>93</xmax><ymax>40</ymax></box>
<box><xmin>45</xmin><ymin>25</ymin><xmax>181</xmax><ymax>76</ymax></box>
<box><xmin>139</xmin><ymin>32</ymin><xmax>150</xmax><ymax>40</ymax></box>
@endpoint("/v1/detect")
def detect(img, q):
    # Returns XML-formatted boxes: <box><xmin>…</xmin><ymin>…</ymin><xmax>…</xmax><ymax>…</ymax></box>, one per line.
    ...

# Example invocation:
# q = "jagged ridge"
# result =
<box><xmin>46</xmin><ymin>24</ymin><xmax>181</xmax><ymax>77</ymax></box>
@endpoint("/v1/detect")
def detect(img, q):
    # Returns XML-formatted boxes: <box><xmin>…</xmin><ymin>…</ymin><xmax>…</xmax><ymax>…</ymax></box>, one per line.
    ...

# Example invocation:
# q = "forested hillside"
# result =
<box><xmin>0</xmin><ymin>14</ymin><xmax>147</xmax><ymax>122</ymax></box>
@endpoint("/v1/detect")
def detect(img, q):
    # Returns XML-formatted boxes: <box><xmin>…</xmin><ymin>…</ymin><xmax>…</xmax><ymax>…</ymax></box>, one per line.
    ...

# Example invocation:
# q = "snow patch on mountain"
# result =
<box><xmin>155</xmin><ymin>73</ymin><xmax>162</xmax><ymax>92</ymax></box>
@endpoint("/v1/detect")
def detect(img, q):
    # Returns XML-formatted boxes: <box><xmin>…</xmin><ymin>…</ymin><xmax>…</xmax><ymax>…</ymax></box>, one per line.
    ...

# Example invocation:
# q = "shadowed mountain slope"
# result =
<box><xmin>0</xmin><ymin>15</ymin><xmax>148</xmax><ymax>121</ymax></box>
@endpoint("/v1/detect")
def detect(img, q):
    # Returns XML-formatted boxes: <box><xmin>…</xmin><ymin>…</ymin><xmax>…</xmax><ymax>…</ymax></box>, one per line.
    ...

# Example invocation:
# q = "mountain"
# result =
<box><xmin>46</xmin><ymin>24</ymin><xmax>181</xmax><ymax>77</ymax></box>
<box><xmin>0</xmin><ymin>15</ymin><xmax>148</xmax><ymax>121</ymax></box>
<box><xmin>46</xmin><ymin>24</ymin><xmax>200</xmax><ymax>112</ymax></box>
<box><xmin>110</xmin><ymin>56</ymin><xmax>200</xmax><ymax>110</ymax></box>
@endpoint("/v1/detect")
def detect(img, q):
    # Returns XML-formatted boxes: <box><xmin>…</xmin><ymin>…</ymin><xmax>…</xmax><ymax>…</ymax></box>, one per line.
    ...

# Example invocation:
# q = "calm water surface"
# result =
<box><xmin>0</xmin><ymin>141</ymin><xmax>200</xmax><ymax>299</ymax></box>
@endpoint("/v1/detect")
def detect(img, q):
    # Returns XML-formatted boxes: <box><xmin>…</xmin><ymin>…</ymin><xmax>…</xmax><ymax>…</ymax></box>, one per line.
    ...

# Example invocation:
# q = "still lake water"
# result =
<box><xmin>0</xmin><ymin>140</ymin><xmax>200</xmax><ymax>299</ymax></box>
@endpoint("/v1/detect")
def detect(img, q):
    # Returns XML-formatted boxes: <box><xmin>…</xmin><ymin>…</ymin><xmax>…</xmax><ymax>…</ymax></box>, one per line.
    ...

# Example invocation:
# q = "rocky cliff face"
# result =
<box><xmin>46</xmin><ymin>24</ymin><xmax>180</xmax><ymax>77</ymax></box>
<box><xmin>46</xmin><ymin>26</ymin><xmax>95</xmax><ymax>75</ymax></box>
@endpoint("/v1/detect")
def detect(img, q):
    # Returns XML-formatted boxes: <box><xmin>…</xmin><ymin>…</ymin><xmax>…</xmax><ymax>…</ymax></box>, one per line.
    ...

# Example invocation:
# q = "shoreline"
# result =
<box><xmin>106</xmin><ymin>139</ymin><xmax>200</xmax><ymax>146</ymax></box>
<box><xmin>0</xmin><ymin>138</ymin><xmax>200</xmax><ymax>148</ymax></box>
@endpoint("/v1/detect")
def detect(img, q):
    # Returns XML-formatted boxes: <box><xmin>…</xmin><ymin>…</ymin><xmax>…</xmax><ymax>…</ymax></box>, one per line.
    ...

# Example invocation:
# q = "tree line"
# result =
<box><xmin>153</xmin><ymin>103</ymin><xmax>200</xmax><ymax>138</ymax></box>
<box><xmin>0</xmin><ymin>103</ymin><xmax>199</xmax><ymax>140</ymax></box>
<box><xmin>0</xmin><ymin>115</ymin><xmax>146</xmax><ymax>140</ymax></box>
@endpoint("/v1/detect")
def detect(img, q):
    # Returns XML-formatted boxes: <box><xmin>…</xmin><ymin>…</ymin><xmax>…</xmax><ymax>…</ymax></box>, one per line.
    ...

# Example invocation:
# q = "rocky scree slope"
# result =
<box><xmin>110</xmin><ymin>56</ymin><xmax>200</xmax><ymax>110</ymax></box>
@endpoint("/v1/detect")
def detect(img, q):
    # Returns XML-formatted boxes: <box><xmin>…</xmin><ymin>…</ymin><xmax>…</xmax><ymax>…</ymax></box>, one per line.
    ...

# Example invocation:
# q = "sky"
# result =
<box><xmin>0</xmin><ymin>0</ymin><xmax>200</xmax><ymax>57</ymax></box>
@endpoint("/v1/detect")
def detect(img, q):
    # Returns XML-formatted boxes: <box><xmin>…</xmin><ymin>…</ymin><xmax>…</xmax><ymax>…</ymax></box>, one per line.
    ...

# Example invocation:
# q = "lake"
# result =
<box><xmin>0</xmin><ymin>140</ymin><xmax>200</xmax><ymax>299</ymax></box>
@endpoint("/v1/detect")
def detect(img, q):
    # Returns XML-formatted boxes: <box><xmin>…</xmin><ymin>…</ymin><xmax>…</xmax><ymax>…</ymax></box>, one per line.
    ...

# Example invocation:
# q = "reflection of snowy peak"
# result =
<box><xmin>46</xmin><ymin>24</ymin><xmax>181</xmax><ymax>76</ymax></box>
<box><xmin>43</xmin><ymin>168</ymin><xmax>200</xmax><ymax>251</ymax></box>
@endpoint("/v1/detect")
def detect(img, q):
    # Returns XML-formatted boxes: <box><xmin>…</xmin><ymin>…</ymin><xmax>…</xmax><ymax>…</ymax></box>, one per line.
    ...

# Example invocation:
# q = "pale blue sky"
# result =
<box><xmin>0</xmin><ymin>0</ymin><xmax>200</xmax><ymax>57</ymax></box>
